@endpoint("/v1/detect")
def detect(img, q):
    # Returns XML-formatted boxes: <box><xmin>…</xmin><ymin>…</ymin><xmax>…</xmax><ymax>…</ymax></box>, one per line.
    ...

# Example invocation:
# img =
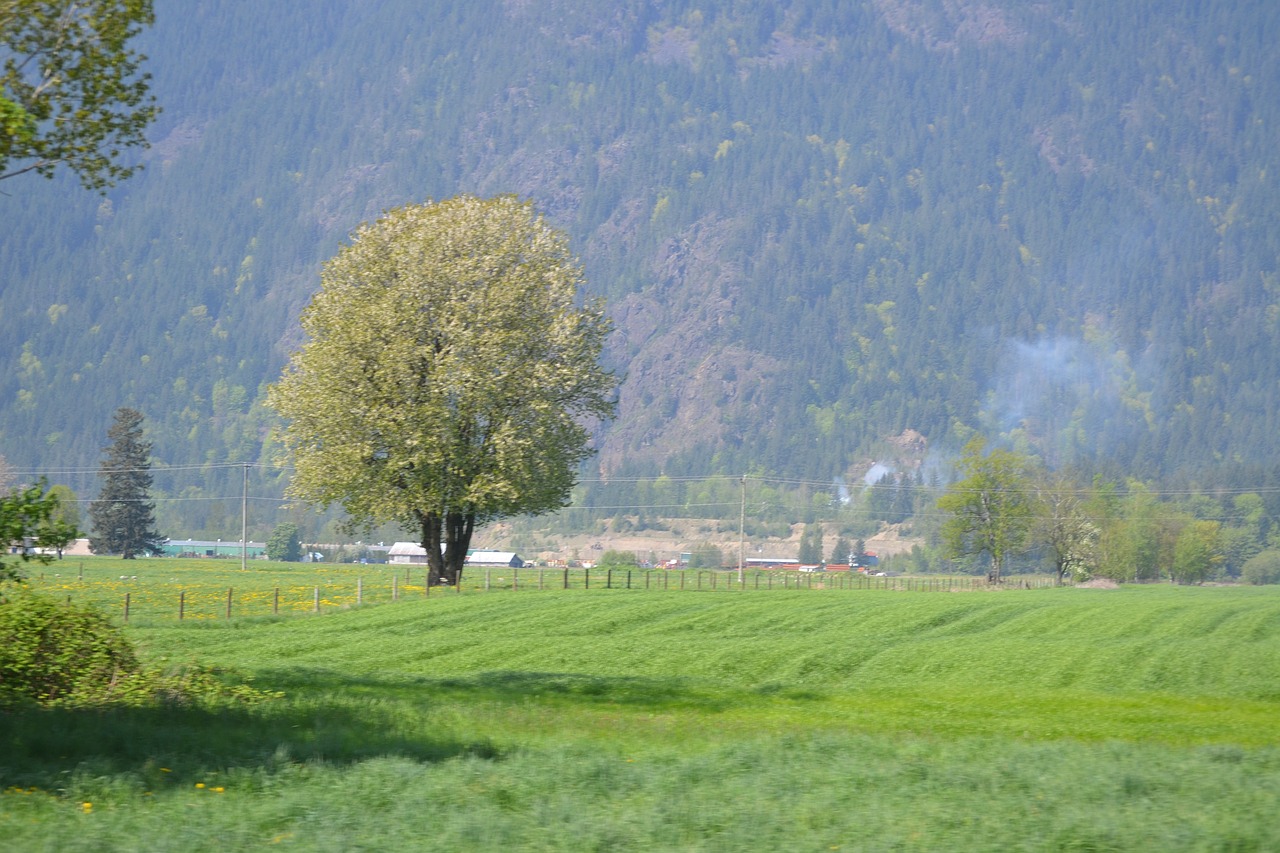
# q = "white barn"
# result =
<box><xmin>387</xmin><ymin>542</ymin><xmax>526</xmax><ymax>568</ymax></box>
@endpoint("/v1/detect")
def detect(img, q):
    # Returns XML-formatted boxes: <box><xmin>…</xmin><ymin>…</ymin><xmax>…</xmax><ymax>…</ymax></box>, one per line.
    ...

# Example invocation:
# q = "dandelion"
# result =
<box><xmin>160</xmin><ymin>768</ymin><xmax>171</xmax><ymax>773</ymax></box>
<box><xmin>213</xmin><ymin>787</ymin><xmax>225</xmax><ymax>793</ymax></box>
<box><xmin>195</xmin><ymin>782</ymin><xmax>205</xmax><ymax>789</ymax></box>
<box><xmin>82</xmin><ymin>802</ymin><xmax>92</xmax><ymax>813</ymax></box>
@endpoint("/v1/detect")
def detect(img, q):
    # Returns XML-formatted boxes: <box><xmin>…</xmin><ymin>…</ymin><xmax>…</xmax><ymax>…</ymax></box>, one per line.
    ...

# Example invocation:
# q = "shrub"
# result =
<box><xmin>0</xmin><ymin>587</ymin><xmax>280</xmax><ymax>709</ymax></box>
<box><xmin>1241</xmin><ymin>550</ymin><xmax>1280</xmax><ymax>586</ymax></box>
<box><xmin>598</xmin><ymin>549</ymin><xmax>638</xmax><ymax>568</ymax></box>
<box><xmin>0</xmin><ymin>587</ymin><xmax>139</xmax><ymax>707</ymax></box>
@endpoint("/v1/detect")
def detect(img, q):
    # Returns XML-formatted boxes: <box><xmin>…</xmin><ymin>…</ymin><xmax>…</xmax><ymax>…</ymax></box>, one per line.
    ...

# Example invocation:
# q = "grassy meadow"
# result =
<box><xmin>3</xmin><ymin>558</ymin><xmax>1279</xmax><ymax>851</ymax></box>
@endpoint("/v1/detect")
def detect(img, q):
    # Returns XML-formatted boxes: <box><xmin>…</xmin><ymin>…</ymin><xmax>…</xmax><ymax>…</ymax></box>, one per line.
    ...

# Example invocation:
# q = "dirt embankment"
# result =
<box><xmin>481</xmin><ymin>520</ymin><xmax>922</xmax><ymax>566</ymax></box>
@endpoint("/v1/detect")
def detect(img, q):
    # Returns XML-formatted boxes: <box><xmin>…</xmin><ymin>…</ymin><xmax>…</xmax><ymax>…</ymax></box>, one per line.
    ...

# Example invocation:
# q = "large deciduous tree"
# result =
<box><xmin>268</xmin><ymin>195</ymin><xmax>617</xmax><ymax>586</ymax></box>
<box><xmin>1032</xmin><ymin>472</ymin><xmax>1099</xmax><ymax>584</ymax></box>
<box><xmin>938</xmin><ymin>436</ymin><xmax>1037</xmax><ymax>583</ymax></box>
<box><xmin>89</xmin><ymin>407</ymin><xmax>164</xmax><ymax>558</ymax></box>
<box><xmin>266</xmin><ymin>521</ymin><xmax>302</xmax><ymax>562</ymax></box>
<box><xmin>1</xmin><ymin>0</ymin><xmax>159</xmax><ymax>191</ymax></box>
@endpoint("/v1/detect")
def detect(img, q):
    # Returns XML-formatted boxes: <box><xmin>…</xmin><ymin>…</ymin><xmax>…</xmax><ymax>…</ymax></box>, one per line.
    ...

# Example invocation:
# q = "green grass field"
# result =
<box><xmin>3</xmin><ymin>559</ymin><xmax>1279</xmax><ymax>851</ymax></box>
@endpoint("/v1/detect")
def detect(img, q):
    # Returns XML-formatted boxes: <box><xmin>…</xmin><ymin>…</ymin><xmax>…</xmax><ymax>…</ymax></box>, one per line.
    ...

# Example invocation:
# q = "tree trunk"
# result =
<box><xmin>421</xmin><ymin>509</ymin><xmax>476</xmax><ymax>586</ymax></box>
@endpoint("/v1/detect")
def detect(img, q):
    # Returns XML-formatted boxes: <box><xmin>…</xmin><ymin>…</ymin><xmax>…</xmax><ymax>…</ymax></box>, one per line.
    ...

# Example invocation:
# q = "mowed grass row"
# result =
<box><xmin>4</xmin><ymin>580</ymin><xmax>1280</xmax><ymax>851</ymax></box>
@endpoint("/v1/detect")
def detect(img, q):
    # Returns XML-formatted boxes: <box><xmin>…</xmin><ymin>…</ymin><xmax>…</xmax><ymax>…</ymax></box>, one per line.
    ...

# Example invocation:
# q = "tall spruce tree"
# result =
<box><xmin>89</xmin><ymin>408</ymin><xmax>163</xmax><ymax>558</ymax></box>
<box><xmin>797</xmin><ymin>523</ymin><xmax>824</xmax><ymax>564</ymax></box>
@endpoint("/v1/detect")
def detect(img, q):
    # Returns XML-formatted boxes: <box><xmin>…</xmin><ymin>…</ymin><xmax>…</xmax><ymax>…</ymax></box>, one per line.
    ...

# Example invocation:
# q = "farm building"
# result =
<box><xmin>387</xmin><ymin>542</ymin><xmax>526</xmax><ymax>568</ymax></box>
<box><xmin>744</xmin><ymin>557</ymin><xmax>800</xmax><ymax>569</ymax></box>
<box><xmin>161</xmin><ymin>539</ymin><xmax>266</xmax><ymax>558</ymax></box>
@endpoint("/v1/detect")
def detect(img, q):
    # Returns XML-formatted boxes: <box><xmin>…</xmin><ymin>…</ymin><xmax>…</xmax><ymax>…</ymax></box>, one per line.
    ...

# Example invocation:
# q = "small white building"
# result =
<box><xmin>387</xmin><ymin>542</ymin><xmax>526</xmax><ymax>568</ymax></box>
<box><xmin>467</xmin><ymin>550</ymin><xmax>526</xmax><ymax>568</ymax></box>
<box><xmin>388</xmin><ymin>542</ymin><xmax>431</xmax><ymax>564</ymax></box>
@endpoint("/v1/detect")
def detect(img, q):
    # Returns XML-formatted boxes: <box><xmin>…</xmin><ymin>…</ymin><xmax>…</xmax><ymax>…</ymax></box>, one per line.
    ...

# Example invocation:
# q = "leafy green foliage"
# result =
<box><xmin>1171</xmin><ymin>520</ymin><xmax>1224</xmax><ymax>584</ymax></box>
<box><xmin>0</xmin><ymin>0</ymin><xmax>159</xmax><ymax>191</ymax></box>
<box><xmin>596</xmin><ymin>549</ymin><xmax>638</xmax><ymax>568</ymax></box>
<box><xmin>938</xmin><ymin>437</ymin><xmax>1039</xmax><ymax>582</ymax></box>
<box><xmin>0</xmin><ymin>587</ymin><xmax>137</xmax><ymax>707</ymax></box>
<box><xmin>685</xmin><ymin>541</ymin><xmax>723</xmax><ymax>569</ymax></box>
<box><xmin>265</xmin><ymin>522</ymin><xmax>302</xmax><ymax>562</ymax></box>
<box><xmin>268</xmin><ymin>195</ymin><xmax>616</xmax><ymax>584</ymax></box>
<box><xmin>0</xmin><ymin>587</ymin><xmax>280</xmax><ymax>709</ymax></box>
<box><xmin>1033</xmin><ymin>473</ymin><xmax>1099</xmax><ymax>583</ymax></box>
<box><xmin>88</xmin><ymin>408</ymin><xmax>164</xmax><ymax>558</ymax></box>
<box><xmin>1242</xmin><ymin>550</ymin><xmax>1280</xmax><ymax>585</ymax></box>
<box><xmin>0</xmin><ymin>480</ymin><xmax>59</xmax><ymax>581</ymax></box>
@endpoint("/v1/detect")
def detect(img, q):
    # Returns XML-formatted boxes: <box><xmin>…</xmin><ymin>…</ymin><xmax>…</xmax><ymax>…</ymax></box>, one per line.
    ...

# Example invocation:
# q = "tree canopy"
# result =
<box><xmin>1</xmin><ymin>479</ymin><xmax>60</xmax><ymax>581</ymax></box>
<box><xmin>937</xmin><ymin>437</ymin><xmax>1038</xmax><ymax>583</ymax></box>
<box><xmin>0</xmin><ymin>0</ymin><xmax>158</xmax><ymax>190</ymax></box>
<box><xmin>268</xmin><ymin>194</ymin><xmax>616</xmax><ymax>585</ymax></box>
<box><xmin>266</xmin><ymin>521</ymin><xmax>302</xmax><ymax>562</ymax></box>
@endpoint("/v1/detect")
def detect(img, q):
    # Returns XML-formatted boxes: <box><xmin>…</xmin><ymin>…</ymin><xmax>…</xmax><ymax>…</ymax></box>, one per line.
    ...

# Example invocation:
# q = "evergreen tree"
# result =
<box><xmin>798</xmin><ymin>523</ymin><xmax>824</xmax><ymax>564</ymax></box>
<box><xmin>830</xmin><ymin>535</ymin><xmax>852</xmax><ymax>565</ymax></box>
<box><xmin>687</xmin><ymin>542</ymin><xmax>724</xmax><ymax>569</ymax></box>
<box><xmin>89</xmin><ymin>408</ymin><xmax>163</xmax><ymax>558</ymax></box>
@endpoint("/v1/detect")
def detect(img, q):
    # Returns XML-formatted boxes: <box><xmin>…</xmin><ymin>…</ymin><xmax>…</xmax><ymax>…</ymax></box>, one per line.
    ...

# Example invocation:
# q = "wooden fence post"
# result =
<box><xmin>393</xmin><ymin>575</ymin><xmax>399</xmax><ymax>601</ymax></box>
<box><xmin>563</xmin><ymin>567</ymin><xmax>569</xmax><ymax>589</ymax></box>
<box><xmin>124</xmin><ymin>592</ymin><xmax>130</xmax><ymax>622</ymax></box>
<box><xmin>179</xmin><ymin>590</ymin><xmax>185</xmax><ymax>621</ymax></box>
<box><xmin>274</xmin><ymin>587</ymin><xmax>280</xmax><ymax>615</ymax></box>
<box><xmin>226</xmin><ymin>587</ymin><xmax>233</xmax><ymax>620</ymax></box>
<box><xmin>606</xmin><ymin>568</ymin><xmax>612</xmax><ymax>589</ymax></box>
<box><xmin>585</xmin><ymin>568</ymin><xmax>590</xmax><ymax>589</ymax></box>
<box><xmin>513</xmin><ymin>568</ymin><xmax>518</xmax><ymax>592</ymax></box>
<box><xmin>357</xmin><ymin>577</ymin><xmax>363</xmax><ymax>605</ymax></box>
<box><xmin>313</xmin><ymin>586</ymin><xmax>320</xmax><ymax>612</ymax></box>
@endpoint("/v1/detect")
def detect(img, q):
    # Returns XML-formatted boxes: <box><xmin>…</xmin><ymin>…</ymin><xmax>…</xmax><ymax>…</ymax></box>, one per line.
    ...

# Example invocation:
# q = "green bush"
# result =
<box><xmin>0</xmin><ymin>587</ymin><xmax>281</xmax><ymax>709</ymax></box>
<box><xmin>266</xmin><ymin>521</ymin><xmax>303</xmax><ymax>561</ymax></box>
<box><xmin>0</xmin><ymin>586</ymin><xmax>139</xmax><ymax>707</ymax></box>
<box><xmin>598</xmin><ymin>549</ymin><xmax>638</xmax><ymax>568</ymax></box>
<box><xmin>1241</xmin><ymin>550</ymin><xmax>1280</xmax><ymax>585</ymax></box>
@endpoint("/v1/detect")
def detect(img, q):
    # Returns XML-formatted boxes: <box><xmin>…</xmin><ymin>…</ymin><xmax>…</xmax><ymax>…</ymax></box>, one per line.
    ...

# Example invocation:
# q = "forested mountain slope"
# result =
<box><xmin>2</xmin><ymin>0</ymin><xmax>1277</xmax><ymax>534</ymax></box>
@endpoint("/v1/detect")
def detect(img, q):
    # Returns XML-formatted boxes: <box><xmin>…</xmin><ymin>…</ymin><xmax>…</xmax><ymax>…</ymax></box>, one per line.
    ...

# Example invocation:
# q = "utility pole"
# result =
<box><xmin>241</xmin><ymin>462</ymin><xmax>248</xmax><ymax>571</ymax></box>
<box><xmin>738</xmin><ymin>475</ymin><xmax>746</xmax><ymax>585</ymax></box>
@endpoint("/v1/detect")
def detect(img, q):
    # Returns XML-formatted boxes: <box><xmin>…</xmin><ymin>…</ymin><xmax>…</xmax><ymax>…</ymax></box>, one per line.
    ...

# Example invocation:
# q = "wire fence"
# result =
<box><xmin>24</xmin><ymin>562</ymin><xmax>1059</xmax><ymax>623</ymax></box>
